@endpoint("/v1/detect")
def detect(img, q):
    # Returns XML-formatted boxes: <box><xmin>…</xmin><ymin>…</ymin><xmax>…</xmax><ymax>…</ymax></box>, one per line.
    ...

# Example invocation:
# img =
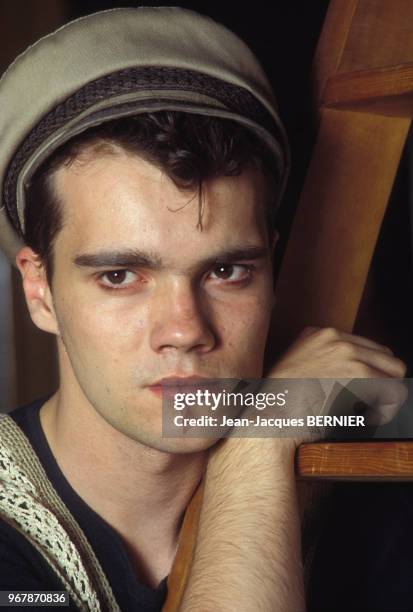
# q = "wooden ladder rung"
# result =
<box><xmin>296</xmin><ymin>440</ymin><xmax>413</xmax><ymax>480</ymax></box>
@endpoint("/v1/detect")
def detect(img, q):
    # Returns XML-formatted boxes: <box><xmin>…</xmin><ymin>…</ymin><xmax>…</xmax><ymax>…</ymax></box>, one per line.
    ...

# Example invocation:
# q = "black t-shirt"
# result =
<box><xmin>0</xmin><ymin>399</ymin><xmax>167</xmax><ymax>611</ymax></box>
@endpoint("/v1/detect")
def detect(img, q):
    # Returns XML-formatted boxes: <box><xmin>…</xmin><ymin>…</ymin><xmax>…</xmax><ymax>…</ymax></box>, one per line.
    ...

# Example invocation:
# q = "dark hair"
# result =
<box><xmin>24</xmin><ymin>111</ymin><xmax>279</xmax><ymax>283</ymax></box>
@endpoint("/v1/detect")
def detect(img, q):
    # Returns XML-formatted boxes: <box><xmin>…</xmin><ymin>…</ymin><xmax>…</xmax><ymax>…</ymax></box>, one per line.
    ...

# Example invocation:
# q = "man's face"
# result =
<box><xmin>48</xmin><ymin>148</ymin><xmax>275</xmax><ymax>451</ymax></box>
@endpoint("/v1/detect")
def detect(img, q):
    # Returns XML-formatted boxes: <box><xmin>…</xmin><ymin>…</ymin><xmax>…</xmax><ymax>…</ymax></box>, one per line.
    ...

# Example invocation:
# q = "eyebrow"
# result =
<box><xmin>72</xmin><ymin>245</ymin><xmax>269</xmax><ymax>270</ymax></box>
<box><xmin>73</xmin><ymin>249</ymin><xmax>163</xmax><ymax>269</ymax></box>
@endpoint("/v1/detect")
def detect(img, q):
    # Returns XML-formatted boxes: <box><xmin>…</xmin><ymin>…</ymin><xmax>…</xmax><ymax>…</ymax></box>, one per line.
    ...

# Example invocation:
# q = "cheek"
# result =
<box><xmin>217</xmin><ymin>295</ymin><xmax>272</xmax><ymax>354</ymax></box>
<box><xmin>55</xmin><ymin>291</ymin><xmax>149</xmax><ymax>357</ymax></box>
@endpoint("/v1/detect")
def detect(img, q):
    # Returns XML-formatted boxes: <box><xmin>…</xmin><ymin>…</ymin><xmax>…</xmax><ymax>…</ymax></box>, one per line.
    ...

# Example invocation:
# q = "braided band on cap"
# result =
<box><xmin>3</xmin><ymin>66</ymin><xmax>284</xmax><ymax>236</ymax></box>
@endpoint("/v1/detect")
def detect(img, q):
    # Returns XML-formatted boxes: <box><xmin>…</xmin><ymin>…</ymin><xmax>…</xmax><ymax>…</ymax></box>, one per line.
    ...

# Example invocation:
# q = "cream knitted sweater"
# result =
<box><xmin>0</xmin><ymin>414</ymin><xmax>121</xmax><ymax>612</ymax></box>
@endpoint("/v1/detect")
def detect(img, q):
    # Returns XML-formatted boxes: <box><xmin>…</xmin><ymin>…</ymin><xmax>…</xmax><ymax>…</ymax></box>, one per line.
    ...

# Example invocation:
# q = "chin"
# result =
<box><xmin>138</xmin><ymin>433</ymin><xmax>219</xmax><ymax>455</ymax></box>
<box><xmin>106</xmin><ymin>414</ymin><xmax>217</xmax><ymax>454</ymax></box>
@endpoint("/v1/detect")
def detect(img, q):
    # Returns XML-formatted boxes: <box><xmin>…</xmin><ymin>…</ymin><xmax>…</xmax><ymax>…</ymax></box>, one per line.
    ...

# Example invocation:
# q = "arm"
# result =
<box><xmin>178</xmin><ymin>328</ymin><xmax>406</xmax><ymax>612</ymax></box>
<box><xmin>180</xmin><ymin>438</ymin><xmax>303</xmax><ymax>612</ymax></box>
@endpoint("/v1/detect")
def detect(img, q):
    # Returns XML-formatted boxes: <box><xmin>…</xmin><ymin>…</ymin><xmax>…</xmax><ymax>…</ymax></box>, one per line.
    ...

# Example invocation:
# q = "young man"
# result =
<box><xmin>0</xmin><ymin>7</ymin><xmax>406</xmax><ymax>611</ymax></box>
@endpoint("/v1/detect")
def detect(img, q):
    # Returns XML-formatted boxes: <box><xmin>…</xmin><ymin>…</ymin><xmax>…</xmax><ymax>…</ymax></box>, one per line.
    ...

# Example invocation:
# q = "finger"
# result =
<box><xmin>325</xmin><ymin>378</ymin><xmax>408</xmax><ymax>429</ymax></box>
<box><xmin>350</xmin><ymin>347</ymin><xmax>406</xmax><ymax>378</ymax></box>
<box><xmin>352</xmin><ymin>378</ymin><xmax>408</xmax><ymax>426</ymax></box>
<box><xmin>332</xmin><ymin>330</ymin><xmax>394</xmax><ymax>354</ymax></box>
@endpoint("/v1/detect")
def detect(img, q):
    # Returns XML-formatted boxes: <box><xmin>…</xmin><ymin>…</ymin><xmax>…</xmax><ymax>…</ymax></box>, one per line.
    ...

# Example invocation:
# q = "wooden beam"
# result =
<box><xmin>272</xmin><ymin>109</ymin><xmax>410</xmax><ymax>346</ymax></box>
<box><xmin>339</xmin><ymin>0</ymin><xmax>413</xmax><ymax>73</ymax></box>
<box><xmin>163</xmin><ymin>486</ymin><xmax>203</xmax><ymax>612</ymax></box>
<box><xmin>297</xmin><ymin>441</ymin><xmax>413</xmax><ymax>480</ymax></box>
<box><xmin>312</xmin><ymin>0</ymin><xmax>358</xmax><ymax>106</ymax></box>
<box><xmin>324</xmin><ymin>63</ymin><xmax>413</xmax><ymax>117</ymax></box>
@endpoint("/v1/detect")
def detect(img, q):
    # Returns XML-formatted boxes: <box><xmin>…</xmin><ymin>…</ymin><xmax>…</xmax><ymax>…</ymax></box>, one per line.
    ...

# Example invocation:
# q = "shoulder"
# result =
<box><xmin>0</xmin><ymin>410</ymin><xmax>77</xmax><ymax>601</ymax></box>
<box><xmin>0</xmin><ymin>519</ymin><xmax>80</xmax><ymax>609</ymax></box>
<box><xmin>0</xmin><ymin>516</ymin><xmax>65</xmax><ymax>590</ymax></box>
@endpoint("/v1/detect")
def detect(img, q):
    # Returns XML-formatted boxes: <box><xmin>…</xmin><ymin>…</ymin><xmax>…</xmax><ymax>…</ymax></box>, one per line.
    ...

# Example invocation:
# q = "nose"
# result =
<box><xmin>149</xmin><ymin>279</ymin><xmax>216</xmax><ymax>354</ymax></box>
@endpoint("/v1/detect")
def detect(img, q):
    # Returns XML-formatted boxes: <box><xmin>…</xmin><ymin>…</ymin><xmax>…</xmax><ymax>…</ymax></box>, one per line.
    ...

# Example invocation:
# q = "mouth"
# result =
<box><xmin>147</xmin><ymin>376</ymin><xmax>218</xmax><ymax>398</ymax></box>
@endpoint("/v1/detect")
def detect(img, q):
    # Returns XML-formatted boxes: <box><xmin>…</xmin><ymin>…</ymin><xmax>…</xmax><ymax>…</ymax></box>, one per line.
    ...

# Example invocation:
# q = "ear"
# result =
<box><xmin>15</xmin><ymin>246</ymin><xmax>59</xmax><ymax>335</ymax></box>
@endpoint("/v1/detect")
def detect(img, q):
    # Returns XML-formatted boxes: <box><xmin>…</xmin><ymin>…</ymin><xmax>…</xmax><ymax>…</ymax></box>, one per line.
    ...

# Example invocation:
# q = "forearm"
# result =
<box><xmin>179</xmin><ymin>438</ymin><xmax>305</xmax><ymax>612</ymax></box>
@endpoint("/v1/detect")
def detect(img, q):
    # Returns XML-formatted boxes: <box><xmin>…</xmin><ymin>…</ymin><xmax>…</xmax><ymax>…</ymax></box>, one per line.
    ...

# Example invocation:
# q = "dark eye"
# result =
<box><xmin>210</xmin><ymin>264</ymin><xmax>251</xmax><ymax>282</ymax></box>
<box><xmin>213</xmin><ymin>264</ymin><xmax>235</xmax><ymax>279</ymax></box>
<box><xmin>106</xmin><ymin>270</ymin><xmax>127</xmax><ymax>284</ymax></box>
<box><xmin>100</xmin><ymin>270</ymin><xmax>137</xmax><ymax>288</ymax></box>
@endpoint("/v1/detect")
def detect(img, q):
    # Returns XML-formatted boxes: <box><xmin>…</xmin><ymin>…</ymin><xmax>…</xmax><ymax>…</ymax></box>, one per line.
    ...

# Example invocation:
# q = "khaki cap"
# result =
<box><xmin>0</xmin><ymin>7</ymin><xmax>289</xmax><ymax>262</ymax></box>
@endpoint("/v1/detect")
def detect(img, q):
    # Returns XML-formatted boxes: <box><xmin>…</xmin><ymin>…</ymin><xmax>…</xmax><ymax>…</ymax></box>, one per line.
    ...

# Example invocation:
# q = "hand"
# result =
<box><xmin>264</xmin><ymin>326</ymin><xmax>407</xmax><ymax>445</ymax></box>
<box><xmin>271</xmin><ymin>326</ymin><xmax>405</xmax><ymax>379</ymax></box>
